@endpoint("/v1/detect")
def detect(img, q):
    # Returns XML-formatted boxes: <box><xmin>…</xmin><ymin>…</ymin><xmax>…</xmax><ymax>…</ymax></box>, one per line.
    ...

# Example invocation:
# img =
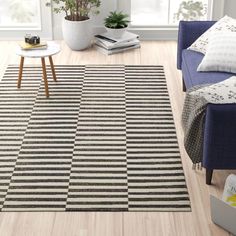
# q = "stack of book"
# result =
<box><xmin>19</xmin><ymin>42</ymin><xmax>47</xmax><ymax>50</ymax></box>
<box><xmin>94</xmin><ymin>31</ymin><xmax>140</xmax><ymax>55</ymax></box>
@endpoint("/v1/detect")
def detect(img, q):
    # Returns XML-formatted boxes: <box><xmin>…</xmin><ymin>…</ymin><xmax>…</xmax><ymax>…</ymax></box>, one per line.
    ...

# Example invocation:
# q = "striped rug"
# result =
<box><xmin>0</xmin><ymin>65</ymin><xmax>190</xmax><ymax>212</ymax></box>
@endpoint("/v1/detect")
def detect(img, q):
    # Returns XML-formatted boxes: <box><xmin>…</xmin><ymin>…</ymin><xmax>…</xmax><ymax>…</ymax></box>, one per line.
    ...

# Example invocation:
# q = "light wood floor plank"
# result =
<box><xmin>51</xmin><ymin>213</ymin><xmax>90</xmax><ymax>236</ymax></box>
<box><xmin>0</xmin><ymin>213</ymin><xmax>55</xmax><ymax>236</ymax></box>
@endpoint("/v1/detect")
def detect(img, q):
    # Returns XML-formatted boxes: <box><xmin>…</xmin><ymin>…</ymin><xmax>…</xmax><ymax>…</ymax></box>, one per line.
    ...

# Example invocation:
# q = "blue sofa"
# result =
<box><xmin>177</xmin><ymin>21</ymin><xmax>236</xmax><ymax>185</ymax></box>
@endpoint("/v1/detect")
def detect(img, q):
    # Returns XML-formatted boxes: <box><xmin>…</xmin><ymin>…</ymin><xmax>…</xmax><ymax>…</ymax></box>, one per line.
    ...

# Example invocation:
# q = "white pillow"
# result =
<box><xmin>197</xmin><ymin>32</ymin><xmax>236</xmax><ymax>73</ymax></box>
<box><xmin>188</xmin><ymin>15</ymin><xmax>236</xmax><ymax>54</ymax></box>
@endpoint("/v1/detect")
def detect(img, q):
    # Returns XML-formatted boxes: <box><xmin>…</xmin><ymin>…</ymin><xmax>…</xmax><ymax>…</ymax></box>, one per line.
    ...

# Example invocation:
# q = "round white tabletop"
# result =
<box><xmin>16</xmin><ymin>41</ymin><xmax>60</xmax><ymax>98</ymax></box>
<box><xmin>16</xmin><ymin>41</ymin><xmax>60</xmax><ymax>58</ymax></box>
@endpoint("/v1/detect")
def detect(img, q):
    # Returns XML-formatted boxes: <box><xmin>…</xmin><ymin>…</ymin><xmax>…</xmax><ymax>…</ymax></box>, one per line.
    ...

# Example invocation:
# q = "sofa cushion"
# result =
<box><xmin>198</xmin><ymin>32</ymin><xmax>236</xmax><ymax>73</ymax></box>
<box><xmin>181</xmin><ymin>49</ymin><xmax>234</xmax><ymax>90</ymax></box>
<box><xmin>188</xmin><ymin>15</ymin><xmax>236</xmax><ymax>54</ymax></box>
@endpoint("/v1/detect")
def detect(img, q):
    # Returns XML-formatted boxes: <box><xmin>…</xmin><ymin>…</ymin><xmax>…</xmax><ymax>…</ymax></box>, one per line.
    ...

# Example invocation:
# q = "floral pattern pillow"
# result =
<box><xmin>188</xmin><ymin>15</ymin><xmax>236</xmax><ymax>54</ymax></box>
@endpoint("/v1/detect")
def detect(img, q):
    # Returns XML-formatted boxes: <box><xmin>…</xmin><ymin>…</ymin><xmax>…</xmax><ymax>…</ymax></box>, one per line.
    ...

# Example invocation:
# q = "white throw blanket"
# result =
<box><xmin>191</xmin><ymin>76</ymin><xmax>236</xmax><ymax>103</ymax></box>
<box><xmin>182</xmin><ymin>76</ymin><xmax>236</xmax><ymax>167</ymax></box>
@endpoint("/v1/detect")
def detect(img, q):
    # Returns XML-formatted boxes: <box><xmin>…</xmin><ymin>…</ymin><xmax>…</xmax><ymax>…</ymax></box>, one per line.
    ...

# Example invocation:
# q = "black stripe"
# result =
<box><xmin>129</xmin><ymin>205</ymin><xmax>190</xmax><ymax>208</ymax></box>
<box><xmin>66</xmin><ymin>208</ymin><xmax>128</xmax><ymax>212</ymax></box>
<box><xmin>3</xmin><ymin>205</ymin><xmax>65</xmax><ymax>208</ymax></box>
<box><xmin>129</xmin><ymin>197</ymin><xmax>189</xmax><ymax>201</ymax></box>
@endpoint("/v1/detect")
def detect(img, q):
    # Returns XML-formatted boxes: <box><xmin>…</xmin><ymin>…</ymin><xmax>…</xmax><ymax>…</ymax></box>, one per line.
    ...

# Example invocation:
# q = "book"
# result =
<box><xmin>95</xmin><ymin>31</ymin><xmax>139</xmax><ymax>47</ymax></box>
<box><xmin>19</xmin><ymin>42</ymin><xmax>47</xmax><ymax>50</ymax></box>
<box><xmin>94</xmin><ymin>43</ymin><xmax>140</xmax><ymax>55</ymax></box>
<box><xmin>95</xmin><ymin>38</ymin><xmax>140</xmax><ymax>50</ymax></box>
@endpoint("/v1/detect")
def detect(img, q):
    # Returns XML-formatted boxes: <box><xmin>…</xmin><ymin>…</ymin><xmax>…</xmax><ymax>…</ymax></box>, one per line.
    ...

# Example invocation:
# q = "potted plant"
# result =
<box><xmin>104</xmin><ymin>11</ymin><xmax>130</xmax><ymax>38</ymax></box>
<box><xmin>53</xmin><ymin>0</ymin><xmax>101</xmax><ymax>50</ymax></box>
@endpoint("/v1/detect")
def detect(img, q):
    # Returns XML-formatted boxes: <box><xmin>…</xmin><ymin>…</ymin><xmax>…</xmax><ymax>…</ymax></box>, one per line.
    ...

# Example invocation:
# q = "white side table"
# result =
<box><xmin>16</xmin><ymin>42</ymin><xmax>61</xmax><ymax>98</ymax></box>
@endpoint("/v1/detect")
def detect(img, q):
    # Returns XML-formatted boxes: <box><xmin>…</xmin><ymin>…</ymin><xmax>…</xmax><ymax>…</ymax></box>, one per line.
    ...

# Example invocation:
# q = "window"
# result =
<box><xmin>0</xmin><ymin>0</ymin><xmax>41</xmax><ymax>30</ymax></box>
<box><xmin>130</xmin><ymin>0</ymin><xmax>212</xmax><ymax>26</ymax></box>
<box><xmin>0</xmin><ymin>0</ymin><xmax>53</xmax><ymax>40</ymax></box>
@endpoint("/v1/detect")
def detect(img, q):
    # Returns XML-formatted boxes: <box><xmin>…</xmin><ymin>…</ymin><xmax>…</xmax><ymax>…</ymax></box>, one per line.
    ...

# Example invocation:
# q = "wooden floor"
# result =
<box><xmin>0</xmin><ymin>41</ymin><xmax>235</xmax><ymax>236</ymax></box>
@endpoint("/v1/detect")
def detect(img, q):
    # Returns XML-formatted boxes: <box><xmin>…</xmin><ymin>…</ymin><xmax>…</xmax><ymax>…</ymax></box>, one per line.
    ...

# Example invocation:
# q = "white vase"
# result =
<box><xmin>62</xmin><ymin>18</ymin><xmax>93</xmax><ymax>51</ymax></box>
<box><xmin>105</xmin><ymin>27</ymin><xmax>127</xmax><ymax>39</ymax></box>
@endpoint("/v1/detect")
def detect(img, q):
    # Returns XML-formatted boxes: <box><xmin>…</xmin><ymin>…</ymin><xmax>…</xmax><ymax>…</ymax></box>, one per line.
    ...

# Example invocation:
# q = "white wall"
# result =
<box><xmin>224</xmin><ymin>0</ymin><xmax>236</xmax><ymax>18</ymax></box>
<box><xmin>52</xmin><ymin>0</ymin><xmax>116</xmax><ymax>39</ymax></box>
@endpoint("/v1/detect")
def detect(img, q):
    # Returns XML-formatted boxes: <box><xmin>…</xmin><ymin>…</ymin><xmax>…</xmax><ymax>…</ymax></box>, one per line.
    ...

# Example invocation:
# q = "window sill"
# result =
<box><xmin>129</xmin><ymin>26</ymin><xmax>178</xmax><ymax>30</ymax></box>
<box><xmin>93</xmin><ymin>26</ymin><xmax>179</xmax><ymax>41</ymax></box>
<box><xmin>127</xmin><ymin>27</ymin><xmax>178</xmax><ymax>40</ymax></box>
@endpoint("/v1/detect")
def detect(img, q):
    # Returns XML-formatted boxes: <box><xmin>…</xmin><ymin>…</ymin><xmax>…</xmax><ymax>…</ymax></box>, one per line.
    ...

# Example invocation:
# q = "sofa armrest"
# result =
<box><xmin>203</xmin><ymin>104</ymin><xmax>236</xmax><ymax>169</ymax></box>
<box><xmin>177</xmin><ymin>20</ymin><xmax>216</xmax><ymax>70</ymax></box>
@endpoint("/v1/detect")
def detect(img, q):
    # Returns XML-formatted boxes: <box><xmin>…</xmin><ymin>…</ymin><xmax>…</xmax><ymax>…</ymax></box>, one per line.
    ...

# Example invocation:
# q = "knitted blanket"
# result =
<box><xmin>181</xmin><ymin>76</ymin><xmax>236</xmax><ymax>165</ymax></box>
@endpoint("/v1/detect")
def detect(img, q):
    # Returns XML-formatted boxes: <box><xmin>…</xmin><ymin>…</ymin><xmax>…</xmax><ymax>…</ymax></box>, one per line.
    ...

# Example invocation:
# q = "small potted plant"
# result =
<box><xmin>53</xmin><ymin>0</ymin><xmax>101</xmax><ymax>51</ymax></box>
<box><xmin>104</xmin><ymin>11</ymin><xmax>130</xmax><ymax>38</ymax></box>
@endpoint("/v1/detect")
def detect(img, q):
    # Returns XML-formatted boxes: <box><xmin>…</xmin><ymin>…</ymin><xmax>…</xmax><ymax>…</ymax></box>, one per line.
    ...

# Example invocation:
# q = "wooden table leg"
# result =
<box><xmin>49</xmin><ymin>56</ymin><xmax>57</xmax><ymax>82</ymax></box>
<box><xmin>41</xmin><ymin>57</ymin><xmax>49</xmax><ymax>98</ymax></box>
<box><xmin>17</xmin><ymin>57</ymin><xmax>24</xmax><ymax>88</ymax></box>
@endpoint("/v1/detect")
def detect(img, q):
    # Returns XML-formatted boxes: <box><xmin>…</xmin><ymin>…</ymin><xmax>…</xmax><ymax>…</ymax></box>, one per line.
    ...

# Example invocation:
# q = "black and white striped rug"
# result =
<box><xmin>0</xmin><ymin>65</ymin><xmax>190</xmax><ymax>212</ymax></box>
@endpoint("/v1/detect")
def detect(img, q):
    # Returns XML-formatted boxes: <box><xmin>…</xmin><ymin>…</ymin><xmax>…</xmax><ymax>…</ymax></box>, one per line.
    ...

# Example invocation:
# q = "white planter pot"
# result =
<box><xmin>62</xmin><ymin>18</ymin><xmax>93</xmax><ymax>51</ymax></box>
<box><xmin>105</xmin><ymin>27</ymin><xmax>127</xmax><ymax>39</ymax></box>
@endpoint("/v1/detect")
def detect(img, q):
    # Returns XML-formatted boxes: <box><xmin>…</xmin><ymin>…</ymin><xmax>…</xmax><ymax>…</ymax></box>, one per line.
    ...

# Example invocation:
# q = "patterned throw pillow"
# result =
<box><xmin>197</xmin><ymin>32</ymin><xmax>236</xmax><ymax>73</ymax></box>
<box><xmin>188</xmin><ymin>15</ymin><xmax>236</xmax><ymax>54</ymax></box>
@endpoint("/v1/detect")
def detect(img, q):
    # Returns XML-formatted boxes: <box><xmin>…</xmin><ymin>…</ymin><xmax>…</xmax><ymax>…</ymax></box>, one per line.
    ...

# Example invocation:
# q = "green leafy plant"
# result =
<box><xmin>52</xmin><ymin>0</ymin><xmax>101</xmax><ymax>21</ymax></box>
<box><xmin>104</xmin><ymin>11</ymin><xmax>130</xmax><ymax>29</ymax></box>
<box><xmin>174</xmin><ymin>0</ymin><xmax>206</xmax><ymax>22</ymax></box>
